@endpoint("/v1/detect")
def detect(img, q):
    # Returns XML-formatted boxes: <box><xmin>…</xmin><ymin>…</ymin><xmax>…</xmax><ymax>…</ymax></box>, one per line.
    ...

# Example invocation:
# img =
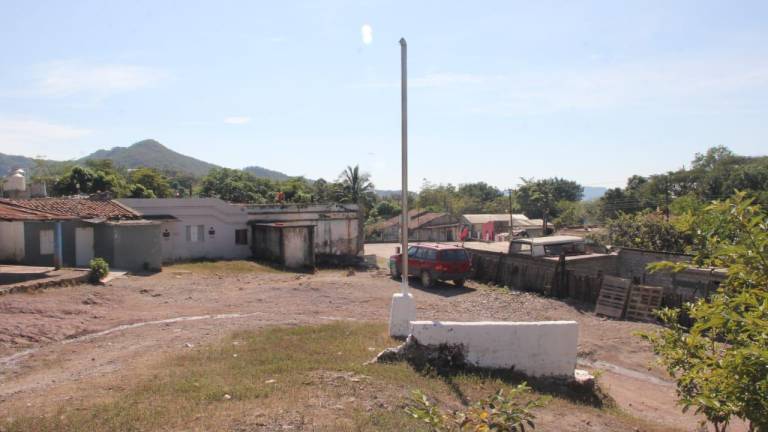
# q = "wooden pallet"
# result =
<box><xmin>595</xmin><ymin>276</ymin><xmax>631</xmax><ymax>319</ymax></box>
<box><xmin>625</xmin><ymin>285</ymin><xmax>664</xmax><ymax>322</ymax></box>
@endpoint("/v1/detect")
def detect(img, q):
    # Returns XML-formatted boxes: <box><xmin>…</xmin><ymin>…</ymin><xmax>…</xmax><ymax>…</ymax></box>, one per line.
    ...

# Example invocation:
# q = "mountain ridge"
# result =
<box><xmin>0</xmin><ymin>139</ymin><xmax>290</xmax><ymax>180</ymax></box>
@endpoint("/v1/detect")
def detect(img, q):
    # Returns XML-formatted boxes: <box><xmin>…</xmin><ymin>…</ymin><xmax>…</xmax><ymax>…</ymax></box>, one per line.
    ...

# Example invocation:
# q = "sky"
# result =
<box><xmin>1</xmin><ymin>1</ymin><xmax>767</xmax><ymax>190</ymax></box>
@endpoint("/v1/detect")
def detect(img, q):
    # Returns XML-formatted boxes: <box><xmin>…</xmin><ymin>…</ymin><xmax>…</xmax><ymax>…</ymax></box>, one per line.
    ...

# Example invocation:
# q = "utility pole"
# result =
<box><xmin>508</xmin><ymin>188</ymin><xmax>514</xmax><ymax>238</ymax></box>
<box><xmin>389</xmin><ymin>37</ymin><xmax>416</xmax><ymax>338</ymax></box>
<box><xmin>400</xmin><ymin>38</ymin><xmax>409</xmax><ymax>294</ymax></box>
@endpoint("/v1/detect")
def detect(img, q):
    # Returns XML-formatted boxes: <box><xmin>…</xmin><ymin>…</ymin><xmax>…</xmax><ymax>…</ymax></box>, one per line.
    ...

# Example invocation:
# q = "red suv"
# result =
<box><xmin>389</xmin><ymin>243</ymin><xmax>472</xmax><ymax>288</ymax></box>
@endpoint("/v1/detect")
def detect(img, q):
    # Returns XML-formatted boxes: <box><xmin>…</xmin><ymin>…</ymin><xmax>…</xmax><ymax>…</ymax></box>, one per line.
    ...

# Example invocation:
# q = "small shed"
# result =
<box><xmin>249</xmin><ymin>222</ymin><xmax>315</xmax><ymax>271</ymax></box>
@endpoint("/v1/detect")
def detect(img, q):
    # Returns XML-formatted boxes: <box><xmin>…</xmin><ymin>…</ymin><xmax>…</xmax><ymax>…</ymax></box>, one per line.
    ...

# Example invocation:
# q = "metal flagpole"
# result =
<box><xmin>400</xmin><ymin>37</ymin><xmax>409</xmax><ymax>295</ymax></box>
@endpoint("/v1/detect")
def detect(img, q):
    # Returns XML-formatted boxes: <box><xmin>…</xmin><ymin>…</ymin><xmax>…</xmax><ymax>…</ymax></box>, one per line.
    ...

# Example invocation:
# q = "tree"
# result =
<box><xmin>516</xmin><ymin>178</ymin><xmax>583</xmax><ymax>219</ymax></box>
<box><xmin>128</xmin><ymin>183</ymin><xmax>156</xmax><ymax>198</ymax></box>
<box><xmin>199</xmin><ymin>168</ymin><xmax>270</xmax><ymax>203</ymax></box>
<box><xmin>641</xmin><ymin>192</ymin><xmax>768</xmax><ymax>431</ymax></box>
<box><xmin>338</xmin><ymin>165</ymin><xmax>375</xmax><ymax>211</ymax></box>
<box><xmin>128</xmin><ymin>168</ymin><xmax>172</xmax><ymax>198</ymax></box>
<box><xmin>605</xmin><ymin>210</ymin><xmax>689</xmax><ymax>253</ymax></box>
<box><xmin>52</xmin><ymin>166</ymin><xmax>96</xmax><ymax>196</ymax></box>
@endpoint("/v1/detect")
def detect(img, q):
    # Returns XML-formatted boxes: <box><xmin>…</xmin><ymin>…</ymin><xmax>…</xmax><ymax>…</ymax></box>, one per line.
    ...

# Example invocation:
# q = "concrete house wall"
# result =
<box><xmin>0</xmin><ymin>221</ymin><xmax>25</xmax><ymax>262</ymax></box>
<box><xmin>118</xmin><ymin>198</ymin><xmax>252</xmax><ymax>263</ymax></box>
<box><xmin>22</xmin><ymin>220</ymin><xmax>87</xmax><ymax>267</ymax></box>
<box><xmin>110</xmin><ymin>223</ymin><xmax>163</xmax><ymax>271</ymax></box>
<box><xmin>250</xmin><ymin>224</ymin><xmax>315</xmax><ymax>270</ymax></box>
<box><xmin>247</xmin><ymin>204</ymin><xmax>362</xmax><ymax>265</ymax></box>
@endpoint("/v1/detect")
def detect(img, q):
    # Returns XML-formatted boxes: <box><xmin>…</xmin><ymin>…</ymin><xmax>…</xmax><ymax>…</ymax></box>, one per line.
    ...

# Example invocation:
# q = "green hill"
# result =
<box><xmin>79</xmin><ymin>139</ymin><xmax>218</xmax><ymax>177</ymax></box>
<box><xmin>2</xmin><ymin>139</ymin><xmax>292</xmax><ymax>181</ymax></box>
<box><xmin>242</xmin><ymin>165</ymin><xmax>290</xmax><ymax>181</ymax></box>
<box><xmin>0</xmin><ymin>153</ymin><xmax>37</xmax><ymax>176</ymax></box>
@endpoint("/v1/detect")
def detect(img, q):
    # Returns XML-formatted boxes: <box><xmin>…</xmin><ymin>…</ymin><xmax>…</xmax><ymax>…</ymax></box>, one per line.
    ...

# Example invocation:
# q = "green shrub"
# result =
<box><xmin>405</xmin><ymin>383</ymin><xmax>550</xmax><ymax>431</ymax></box>
<box><xmin>89</xmin><ymin>258</ymin><xmax>109</xmax><ymax>283</ymax></box>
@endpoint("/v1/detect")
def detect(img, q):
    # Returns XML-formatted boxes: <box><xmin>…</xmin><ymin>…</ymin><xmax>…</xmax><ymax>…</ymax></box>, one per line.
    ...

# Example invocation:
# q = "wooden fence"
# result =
<box><xmin>469</xmin><ymin>250</ymin><xmax>603</xmax><ymax>305</ymax></box>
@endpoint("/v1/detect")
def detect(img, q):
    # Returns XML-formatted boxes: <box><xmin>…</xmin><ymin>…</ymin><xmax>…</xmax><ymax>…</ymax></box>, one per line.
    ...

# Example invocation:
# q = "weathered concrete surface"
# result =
<box><xmin>388</xmin><ymin>292</ymin><xmax>415</xmax><ymax>337</ymax></box>
<box><xmin>409</xmin><ymin>320</ymin><xmax>578</xmax><ymax>377</ymax></box>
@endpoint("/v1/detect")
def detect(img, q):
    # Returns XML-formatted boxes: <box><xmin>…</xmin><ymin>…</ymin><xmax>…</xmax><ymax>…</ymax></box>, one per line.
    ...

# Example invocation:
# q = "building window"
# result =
<box><xmin>40</xmin><ymin>229</ymin><xmax>54</xmax><ymax>254</ymax></box>
<box><xmin>186</xmin><ymin>225</ymin><xmax>205</xmax><ymax>242</ymax></box>
<box><xmin>235</xmin><ymin>229</ymin><xmax>248</xmax><ymax>245</ymax></box>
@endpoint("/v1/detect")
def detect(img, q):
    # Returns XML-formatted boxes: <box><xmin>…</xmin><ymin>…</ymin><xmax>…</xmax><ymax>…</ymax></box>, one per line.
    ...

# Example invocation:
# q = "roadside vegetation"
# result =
<box><xmin>640</xmin><ymin>193</ymin><xmax>768</xmax><ymax>431</ymax></box>
<box><xmin>2</xmin><ymin>322</ymin><xmax>671</xmax><ymax>432</ymax></box>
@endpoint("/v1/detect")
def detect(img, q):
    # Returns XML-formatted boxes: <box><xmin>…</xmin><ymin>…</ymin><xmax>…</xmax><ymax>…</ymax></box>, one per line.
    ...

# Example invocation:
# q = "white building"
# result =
<box><xmin>117</xmin><ymin>199</ymin><xmax>364</xmax><ymax>266</ymax></box>
<box><xmin>119</xmin><ymin>198</ymin><xmax>252</xmax><ymax>262</ymax></box>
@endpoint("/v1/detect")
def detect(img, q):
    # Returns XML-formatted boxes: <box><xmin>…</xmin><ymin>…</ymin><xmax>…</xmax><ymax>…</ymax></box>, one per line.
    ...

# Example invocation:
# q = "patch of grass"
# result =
<box><xmin>2</xmin><ymin>322</ymin><xmax>674</xmax><ymax>431</ymax></box>
<box><xmin>166</xmin><ymin>259</ymin><xmax>281</xmax><ymax>274</ymax></box>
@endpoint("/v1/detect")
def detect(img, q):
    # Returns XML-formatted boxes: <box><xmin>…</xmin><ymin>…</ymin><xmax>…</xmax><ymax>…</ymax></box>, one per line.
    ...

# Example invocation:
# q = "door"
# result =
<box><xmin>75</xmin><ymin>227</ymin><xmax>94</xmax><ymax>267</ymax></box>
<box><xmin>406</xmin><ymin>246</ymin><xmax>420</xmax><ymax>276</ymax></box>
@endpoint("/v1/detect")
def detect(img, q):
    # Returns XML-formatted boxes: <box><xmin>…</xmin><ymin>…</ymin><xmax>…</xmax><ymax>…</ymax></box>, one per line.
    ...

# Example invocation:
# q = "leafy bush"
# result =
<box><xmin>89</xmin><ymin>258</ymin><xmax>109</xmax><ymax>283</ymax></box>
<box><xmin>606</xmin><ymin>210</ymin><xmax>689</xmax><ymax>253</ymax></box>
<box><xmin>640</xmin><ymin>193</ymin><xmax>768</xmax><ymax>432</ymax></box>
<box><xmin>405</xmin><ymin>383</ymin><xmax>550</xmax><ymax>431</ymax></box>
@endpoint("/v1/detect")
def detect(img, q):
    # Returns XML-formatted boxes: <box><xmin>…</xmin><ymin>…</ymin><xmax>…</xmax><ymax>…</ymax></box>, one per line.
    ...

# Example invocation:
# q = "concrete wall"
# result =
<box><xmin>410</xmin><ymin>321</ymin><xmax>578</xmax><ymax>377</ymax></box>
<box><xmin>110</xmin><ymin>224</ymin><xmax>162</xmax><ymax>271</ymax></box>
<box><xmin>22</xmin><ymin>220</ymin><xmax>86</xmax><ymax>267</ymax></box>
<box><xmin>282</xmin><ymin>226</ymin><xmax>314</xmax><ymax>269</ymax></box>
<box><xmin>247</xmin><ymin>204</ymin><xmax>362</xmax><ymax>265</ymax></box>
<box><xmin>251</xmin><ymin>225</ymin><xmax>283</xmax><ymax>262</ymax></box>
<box><xmin>118</xmin><ymin>198</ymin><xmax>252</xmax><ymax>262</ymax></box>
<box><xmin>251</xmin><ymin>225</ymin><xmax>314</xmax><ymax>270</ymax></box>
<box><xmin>0</xmin><ymin>221</ymin><xmax>25</xmax><ymax>262</ymax></box>
<box><xmin>616</xmin><ymin>248</ymin><xmax>725</xmax><ymax>304</ymax></box>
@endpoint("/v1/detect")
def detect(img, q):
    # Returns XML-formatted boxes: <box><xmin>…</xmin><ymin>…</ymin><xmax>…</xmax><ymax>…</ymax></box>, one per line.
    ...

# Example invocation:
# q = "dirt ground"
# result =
<box><xmin>0</xmin><ymin>250</ymin><xmax>727</xmax><ymax>431</ymax></box>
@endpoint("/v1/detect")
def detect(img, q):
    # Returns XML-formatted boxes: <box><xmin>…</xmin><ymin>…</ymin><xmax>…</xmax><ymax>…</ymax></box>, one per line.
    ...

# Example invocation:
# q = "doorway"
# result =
<box><xmin>75</xmin><ymin>227</ymin><xmax>94</xmax><ymax>267</ymax></box>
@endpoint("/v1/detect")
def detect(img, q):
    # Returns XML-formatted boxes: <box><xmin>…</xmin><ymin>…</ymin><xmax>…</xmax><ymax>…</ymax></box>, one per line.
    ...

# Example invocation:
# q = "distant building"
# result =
<box><xmin>367</xmin><ymin>210</ymin><xmax>460</xmax><ymax>242</ymax></box>
<box><xmin>118</xmin><ymin>199</ymin><xmax>363</xmax><ymax>267</ymax></box>
<box><xmin>461</xmin><ymin>214</ymin><xmax>551</xmax><ymax>241</ymax></box>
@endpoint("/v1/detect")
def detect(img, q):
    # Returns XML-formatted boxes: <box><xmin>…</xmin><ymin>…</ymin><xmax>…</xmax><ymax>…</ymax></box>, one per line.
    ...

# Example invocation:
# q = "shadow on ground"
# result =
<box><xmin>398</xmin><ymin>276</ymin><xmax>476</xmax><ymax>297</ymax></box>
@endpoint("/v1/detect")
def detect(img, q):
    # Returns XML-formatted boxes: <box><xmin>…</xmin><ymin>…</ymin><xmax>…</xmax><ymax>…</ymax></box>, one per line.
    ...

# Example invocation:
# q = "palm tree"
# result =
<box><xmin>339</xmin><ymin>165</ymin><xmax>374</xmax><ymax>205</ymax></box>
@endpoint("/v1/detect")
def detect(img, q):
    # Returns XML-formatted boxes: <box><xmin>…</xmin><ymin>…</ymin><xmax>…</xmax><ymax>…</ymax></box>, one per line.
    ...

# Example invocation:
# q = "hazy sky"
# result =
<box><xmin>1</xmin><ymin>1</ymin><xmax>767</xmax><ymax>190</ymax></box>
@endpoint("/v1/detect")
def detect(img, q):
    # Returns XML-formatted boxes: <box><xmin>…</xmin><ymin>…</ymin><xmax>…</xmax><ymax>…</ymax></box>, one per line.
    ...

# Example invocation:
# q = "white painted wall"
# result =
<box><xmin>118</xmin><ymin>199</ymin><xmax>251</xmax><ymax>262</ymax></box>
<box><xmin>0</xmin><ymin>221</ymin><xmax>25</xmax><ymax>262</ymax></box>
<box><xmin>409</xmin><ymin>321</ymin><xmax>578</xmax><ymax>377</ymax></box>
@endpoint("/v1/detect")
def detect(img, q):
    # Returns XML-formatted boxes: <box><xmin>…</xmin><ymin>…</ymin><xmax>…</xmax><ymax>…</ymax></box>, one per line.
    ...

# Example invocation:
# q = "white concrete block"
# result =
<box><xmin>409</xmin><ymin>320</ymin><xmax>578</xmax><ymax>377</ymax></box>
<box><xmin>389</xmin><ymin>293</ymin><xmax>416</xmax><ymax>338</ymax></box>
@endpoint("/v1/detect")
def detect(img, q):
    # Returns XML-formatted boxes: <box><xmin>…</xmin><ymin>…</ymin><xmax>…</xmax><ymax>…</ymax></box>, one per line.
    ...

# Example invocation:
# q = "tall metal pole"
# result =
<box><xmin>400</xmin><ymin>38</ymin><xmax>409</xmax><ymax>295</ymax></box>
<box><xmin>508</xmin><ymin>188</ymin><xmax>514</xmax><ymax>238</ymax></box>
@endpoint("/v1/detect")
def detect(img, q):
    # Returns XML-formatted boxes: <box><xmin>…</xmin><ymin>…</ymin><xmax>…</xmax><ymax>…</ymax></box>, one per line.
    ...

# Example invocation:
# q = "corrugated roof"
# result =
<box><xmin>462</xmin><ymin>214</ymin><xmax>537</xmax><ymax>225</ymax></box>
<box><xmin>7</xmin><ymin>197</ymin><xmax>140</xmax><ymax>220</ymax></box>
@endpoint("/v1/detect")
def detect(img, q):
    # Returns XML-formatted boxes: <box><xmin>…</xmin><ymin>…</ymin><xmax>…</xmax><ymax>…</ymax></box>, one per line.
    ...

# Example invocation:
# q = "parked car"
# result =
<box><xmin>389</xmin><ymin>243</ymin><xmax>472</xmax><ymax>287</ymax></box>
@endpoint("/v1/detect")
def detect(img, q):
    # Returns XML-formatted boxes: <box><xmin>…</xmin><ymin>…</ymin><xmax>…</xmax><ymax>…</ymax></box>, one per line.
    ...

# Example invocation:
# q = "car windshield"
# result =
<box><xmin>439</xmin><ymin>249</ymin><xmax>468</xmax><ymax>261</ymax></box>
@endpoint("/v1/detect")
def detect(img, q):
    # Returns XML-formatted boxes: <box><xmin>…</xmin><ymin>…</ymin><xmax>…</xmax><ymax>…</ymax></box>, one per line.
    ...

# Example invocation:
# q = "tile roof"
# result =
<box><xmin>6</xmin><ymin>197</ymin><xmax>140</xmax><ymax>220</ymax></box>
<box><xmin>0</xmin><ymin>200</ymin><xmax>75</xmax><ymax>221</ymax></box>
<box><xmin>370</xmin><ymin>210</ymin><xmax>450</xmax><ymax>231</ymax></box>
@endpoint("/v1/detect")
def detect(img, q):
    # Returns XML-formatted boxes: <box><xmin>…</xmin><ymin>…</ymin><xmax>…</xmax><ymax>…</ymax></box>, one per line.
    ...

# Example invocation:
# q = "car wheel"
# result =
<box><xmin>453</xmin><ymin>279</ymin><xmax>465</xmax><ymax>287</ymax></box>
<box><xmin>420</xmin><ymin>271</ymin><xmax>434</xmax><ymax>288</ymax></box>
<box><xmin>390</xmin><ymin>264</ymin><xmax>401</xmax><ymax>279</ymax></box>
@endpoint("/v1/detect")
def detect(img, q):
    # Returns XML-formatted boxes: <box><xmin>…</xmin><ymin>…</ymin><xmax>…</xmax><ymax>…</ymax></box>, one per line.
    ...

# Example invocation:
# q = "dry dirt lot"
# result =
<box><xmin>0</xmin><ymin>256</ymin><xmax>723</xmax><ymax>431</ymax></box>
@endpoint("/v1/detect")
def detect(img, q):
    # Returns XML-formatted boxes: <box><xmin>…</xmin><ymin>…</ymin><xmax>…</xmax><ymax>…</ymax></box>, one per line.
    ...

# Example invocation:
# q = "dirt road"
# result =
<box><xmin>0</xmin><ymin>259</ymin><xmax>709</xmax><ymax>430</ymax></box>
